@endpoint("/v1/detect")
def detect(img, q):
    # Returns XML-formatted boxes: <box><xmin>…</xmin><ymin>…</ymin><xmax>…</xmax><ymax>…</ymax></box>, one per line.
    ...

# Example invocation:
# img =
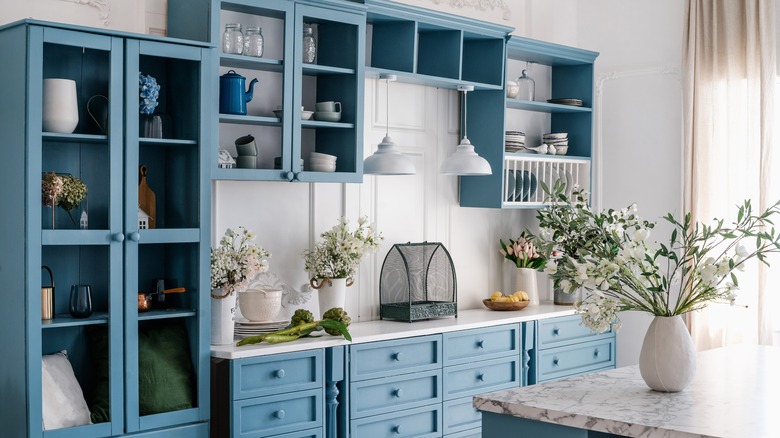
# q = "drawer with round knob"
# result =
<box><xmin>443</xmin><ymin>324</ymin><xmax>519</xmax><ymax>366</ymax></box>
<box><xmin>443</xmin><ymin>396</ymin><xmax>483</xmax><ymax>435</ymax></box>
<box><xmin>536</xmin><ymin>338</ymin><xmax>615</xmax><ymax>382</ymax></box>
<box><xmin>232</xmin><ymin>349</ymin><xmax>323</xmax><ymax>400</ymax></box>
<box><xmin>443</xmin><ymin>356</ymin><xmax>519</xmax><ymax>401</ymax></box>
<box><xmin>349</xmin><ymin>403</ymin><xmax>441</xmax><ymax>438</ymax></box>
<box><xmin>538</xmin><ymin>315</ymin><xmax>612</xmax><ymax>349</ymax></box>
<box><xmin>232</xmin><ymin>389</ymin><xmax>322</xmax><ymax>437</ymax></box>
<box><xmin>349</xmin><ymin>334</ymin><xmax>442</xmax><ymax>381</ymax></box>
<box><xmin>349</xmin><ymin>369</ymin><xmax>442</xmax><ymax>419</ymax></box>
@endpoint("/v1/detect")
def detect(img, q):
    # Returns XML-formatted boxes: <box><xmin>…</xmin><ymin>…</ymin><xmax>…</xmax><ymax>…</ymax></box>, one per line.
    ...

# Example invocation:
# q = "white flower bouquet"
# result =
<box><xmin>303</xmin><ymin>216</ymin><xmax>383</xmax><ymax>284</ymax></box>
<box><xmin>536</xmin><ymin>182</ymin><xmax>780</xmax><ymax>333</ymax></box>
<box><xmin>211</xmin><ymin>227</ymin><xmax>271</xmax><ymax>297</ymax></box>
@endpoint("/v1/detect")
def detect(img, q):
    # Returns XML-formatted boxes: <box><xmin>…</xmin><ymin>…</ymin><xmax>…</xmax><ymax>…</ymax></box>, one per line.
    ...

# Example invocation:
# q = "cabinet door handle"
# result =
<box><xmin>476</xmin><ymin>339</ymin><xmax>485</xmax><ymax>348</ymax></box>
<box><xmin>477</xmin><ymin>372</ymin><xmax>485</xmax><ymax>382</ymax></box>
<box><xmin>392</xmin><ymin>388</ymin><xmax>403</xmax><ymax>398</ymax></box>
<box><xmin>128</xmin><ymin>232</ymin><xmax>140</xmax><ymax>242</ymax></box>
<box><xmin>275</xmin><ymin>409</ymin><xmax>285</xmax><ymax>419</ymax></box>
<box><xmin>393</xmin><ymin>351</ymin><xmax>403</xmax><ymax>361</ymax></box>
<box><xmin>112</xmin><ymin>233</ymin><xmax>125</xmax><ymax>242</ymax></box>
<box><xmin>275</xmin><ymin>369</ymin><xmax>285</xmax><ymax>379</ymax></box>
<box><xmin>594</xmin><ymin>349</ymin><xmax>600</xmax><ymax>358</ymax></box>
<box><xmin>286</xmin><ymin>171</ymin><xmax>295</xmax><ymax>181</ymax></box>
<box><xmin>553</xmin><ymin>328</ymin><xmax>560</xmax><ymax>336</ymax></box>
<box><xmin>552</xmin><ymin>357</ymin><xmax>559</xmax><ymax>366</ymax></box>
<box><xmin>392</xmin><ymin>425</ymin><xmax>402</xmax><ymax>434</ymax></box>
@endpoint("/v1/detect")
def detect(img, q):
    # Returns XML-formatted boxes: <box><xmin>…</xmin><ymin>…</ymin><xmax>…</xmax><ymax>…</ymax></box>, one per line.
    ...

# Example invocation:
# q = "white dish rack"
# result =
<box><xmin>503</xmin><ymin>155</ymin><xmax>591</xmax><ymax>207</ymax></box>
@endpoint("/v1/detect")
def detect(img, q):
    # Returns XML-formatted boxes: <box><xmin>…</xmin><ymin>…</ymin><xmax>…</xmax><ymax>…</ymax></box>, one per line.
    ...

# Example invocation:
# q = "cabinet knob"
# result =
<box><xmin>553</xmin><ymin>357</ymin><xmax>560</xmax><ymax>366</ymax></box>
<box><xmin>476</xmin><ymin>339</ymin><xmax>485</xmax><ymax>348</ymax></box>
<box><xmin>392</xmin><ymin>388</ymin><xmax>403</xmax><ymax>398</ymax></box>
<box><xmin>392</xmin><ymin>425</ymin><xmax>402</xmax><ymax>434</ymax></box>
<box><xmin>275</xmin><ymin>409</ymin><xmax>285</xmax><ymax>419</ymax></box>
<box><xmin>393</xmin><ymin>352</ymin><xmax>403</xmax><ymax>361</ymax></box>
<box><xmin>275</xmin><ymin>369</ymin><xmax>285</xmax><ymax>379</ymax></box>
<box><xmin>477</xmin><ymin>373</ymin><xmax>485</xmax><ymax>382</ymax></box>
<box><xmin>594</xmin><ymin>349</ymin><xmax>600</xmax><ymax>358</ymax></box>
<box><xmin>292</xmin><ymin>172</ymin><xmax>300</xmax><ymax>181</ymax></box>
<box><xmin>128</xmin><ymin>232</ymin><xmax>140</xmax><ymax>242</ymax></box>
<box><xmin>112</xmin><ymin>233</ymin><xmax>125</xmax><ymax>242</ymax></box>
<box><xmin>286</xmin><ymin>171</ymin><xmax>295</xmax><ymax>181</ymax></box>
<box><xmin>553</xmin><ymin>328</ymin><xmax>560</xmax><ymax>336</ymax></box>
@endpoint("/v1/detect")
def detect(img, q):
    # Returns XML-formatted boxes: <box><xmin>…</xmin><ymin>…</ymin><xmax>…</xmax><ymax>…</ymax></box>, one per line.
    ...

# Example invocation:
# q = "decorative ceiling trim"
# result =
<box><xmin>59</xmin><ymin>0</ymin><xmax>111</xmax><ymax>26</ymax></box>
<box><xmin>424</xmin><ymin>0</ymin><xmax>512</xmax><ymax>21</ymax></box>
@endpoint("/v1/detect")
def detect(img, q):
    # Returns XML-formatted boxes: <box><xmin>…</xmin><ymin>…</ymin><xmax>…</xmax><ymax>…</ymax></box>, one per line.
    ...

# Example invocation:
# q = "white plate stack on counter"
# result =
<box><xmin>505</xmin><ymin>131</ymin><xmax>526</xmax><ymax>152</ymax></box>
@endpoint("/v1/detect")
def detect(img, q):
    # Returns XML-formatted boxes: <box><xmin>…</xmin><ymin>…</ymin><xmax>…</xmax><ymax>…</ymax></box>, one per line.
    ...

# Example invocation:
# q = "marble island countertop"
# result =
<box><xmin>474</xmin><ymin>344</ymin><xmax>780</xmax><ymax>438</ymax></box>
<box><xmin>211</xmin><ymin>303</ymin><xmax>576</xmax><ymax>359</ymax></box>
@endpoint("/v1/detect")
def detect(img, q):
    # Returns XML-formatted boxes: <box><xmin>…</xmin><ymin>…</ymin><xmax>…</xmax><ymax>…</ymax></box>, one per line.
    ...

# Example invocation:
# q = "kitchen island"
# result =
<box><xmin>475</xmin><ymin>344</ymin><xmax>780</xmax><ymax>438</ymax></box>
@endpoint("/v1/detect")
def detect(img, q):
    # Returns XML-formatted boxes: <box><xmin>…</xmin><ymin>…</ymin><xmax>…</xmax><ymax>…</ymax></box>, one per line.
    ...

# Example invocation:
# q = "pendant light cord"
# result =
<box><xmin>386</xmin><ymin>77</ymin><xmax>390</xmax><ymax>137</ymax></box>
<box><xmin>462</xmin><ymin>88</ymin><xmax>468</xmax><ymax>139</ymax></box>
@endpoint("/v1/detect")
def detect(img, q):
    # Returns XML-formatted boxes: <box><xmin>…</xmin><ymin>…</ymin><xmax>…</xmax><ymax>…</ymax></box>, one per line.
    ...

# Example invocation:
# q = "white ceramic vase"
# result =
<box><xmin>639</xmin><ymin>315</ymin><xmax>697</xmax><ymax>392</ymax></box>
<box><xmin>315</xmin><ymin>278</ymin><xmax>347</xmax><ymax>316</ymax></box>
<box><xmin>211</xmin><ymin>288</ymin><xmax>237</xmax><ymax>345</ymax></box>
<box><xmin>42</xmin><ymin>78</ymin><xmax>79</xmax><ymax>133</ymax></box>
<box><xmin>515</xmin><ymin>268</ymin><xmax>539</xmax><ymax>306</ymax></box>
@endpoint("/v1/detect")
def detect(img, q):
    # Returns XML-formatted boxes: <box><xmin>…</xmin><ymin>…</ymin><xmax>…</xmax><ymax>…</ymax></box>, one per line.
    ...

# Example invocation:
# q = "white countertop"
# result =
<box><xmin>211</xmin><ymin>303</ymin><xmax>576</xmax><ymax>360</ymax></box>
<box><xmin>474</xmin><ymin>344</ymin><xmax>780</xmax><ymax>438</ymax></box>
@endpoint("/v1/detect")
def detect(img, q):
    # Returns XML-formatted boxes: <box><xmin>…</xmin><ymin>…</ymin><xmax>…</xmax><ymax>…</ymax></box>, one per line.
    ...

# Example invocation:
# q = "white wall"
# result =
<box><xmin>578</xmin><ymin>0</ymin><xmax>685</xmax><ymax>366</ymax></box>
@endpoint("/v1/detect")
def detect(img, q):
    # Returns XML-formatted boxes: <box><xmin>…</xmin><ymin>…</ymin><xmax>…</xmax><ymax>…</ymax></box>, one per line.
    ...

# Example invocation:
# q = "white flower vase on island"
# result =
<box><xmin>536</xmin><ymin>181</ymin><xmax>780</xmax><ymax>392</ymax></box>
<box><xmin>210</xmin><ymin>226</ymin><xmax>271</xmax><ymax>345</ymax></box>
<box><xmin>303</xmin><ymin>216</ymin><xmax>382</xmax><ymax>316</ymax></box>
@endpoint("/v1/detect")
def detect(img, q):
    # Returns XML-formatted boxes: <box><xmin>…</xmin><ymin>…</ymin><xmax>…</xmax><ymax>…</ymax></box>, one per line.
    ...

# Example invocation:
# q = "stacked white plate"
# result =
<box><xmin>547</xmin><ymin>98</ymin><xmax>583</xmax><ymax>106</ymax></box>
<box><xmin>309</xmin><ymin>152</ymin><xmax>337</xmax><ymax>172</ymax></box>
<box><xmin>505</xmin><ymin>131</ymin><xmax>526</xmax><ymax>152</ymax></box>
<box><xmin>234</xmin><ymin>318</ymin><xmax>290</xmax><ymax>337</ymax></box>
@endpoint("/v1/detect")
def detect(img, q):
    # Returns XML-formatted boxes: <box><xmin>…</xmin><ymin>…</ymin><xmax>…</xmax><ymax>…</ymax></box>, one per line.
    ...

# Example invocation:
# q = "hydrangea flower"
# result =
<box><xmin>139</xmin><ymin>73</ymin><xmax>160</xmax><ymax>115</ymax></box>
<box><xmin>211</xmin><ymin>227</ymin><xmax>271</xmax><ymax>295</ymax></box>
<box><xmin>303</xmin><ymin>216</ymin><xmax>383</xmax><ymax>280</ymax></box>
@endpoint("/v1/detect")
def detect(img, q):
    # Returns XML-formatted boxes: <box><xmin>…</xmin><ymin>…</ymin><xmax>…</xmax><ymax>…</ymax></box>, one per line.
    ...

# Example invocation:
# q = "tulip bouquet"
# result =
<box><xmin>499</xmin><ymin>231</ymin><xmax>546</xmax><ymax>270</ymax></box>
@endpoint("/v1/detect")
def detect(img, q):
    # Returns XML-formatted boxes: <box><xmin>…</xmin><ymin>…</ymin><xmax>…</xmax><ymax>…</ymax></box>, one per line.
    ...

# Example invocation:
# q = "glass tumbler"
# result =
<box><xmin>69</xmin><ymin>284</ymin><xmax>93</xmax><ymax>318</ymax></box>
<box><xmin>222</xmin><ymin>23</ymin><xmax>244</xmax><ymax>55</ymax></box>
<box><xmin>302</xmin><ymin>23</ymin><xmax>316</xmax><ymax>64</ymax></box>
<box><xmin>244</xmin><ymin>27</ymin><xmax>264</xmax><ymax>57</ymax></box>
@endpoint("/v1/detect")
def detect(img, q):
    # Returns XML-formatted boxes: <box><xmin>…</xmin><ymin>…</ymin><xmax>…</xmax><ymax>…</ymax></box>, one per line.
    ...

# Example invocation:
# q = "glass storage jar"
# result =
<box><xmin>302</xmin><ymin>23</ymin><xmax>316</xmax><ymax>64</ymax></box>
<box><xmin>244</xmin><ymin>26</ymin><xmax>264</xmax><ymax>57</ymax></box>
<box><xmin>516</xmin><ymin>69</ymin><xmax>535</xmax><ymax>101</ymax></box>
<box><xmin>222</xmin><ymin>23</ymin><xmax>244</xmax><ymax>55</ymax></box>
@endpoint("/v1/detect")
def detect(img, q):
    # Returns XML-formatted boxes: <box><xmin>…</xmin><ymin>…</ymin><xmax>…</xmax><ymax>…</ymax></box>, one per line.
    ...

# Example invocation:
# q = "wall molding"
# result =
<box><xmin>59</xmin><ymin>0</ymin><xmax>110</xmax><ymax>25</ymax></box>
<box><xmin>593</xmin><ymin>66</ymin><xmax>681</xmax><ymax>212</ymax></box>
<box><xmin>423</xmin><ymin>0</ymin><xmax>513</xmax><ymax>21</ymax></box>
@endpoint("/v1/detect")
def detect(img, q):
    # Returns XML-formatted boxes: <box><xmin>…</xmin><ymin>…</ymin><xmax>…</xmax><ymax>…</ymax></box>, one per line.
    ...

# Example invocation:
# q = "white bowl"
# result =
<box><xmin>239</xmin><ymin>288</ymin><xmax>282</xmax><ymax>322</ymax></box>
<box><xmin>310</xmin><ymin>157</ymin><xmax>337</xmax><ymax>166</ymax></box>
<box><xmin>555</xmin><ymin>146</ymin><xmax>569</xmax><ymax>155</ymax></box>
<box><xmin>310</xmin><ymin>163</ymin><xmax>337</xmax><ymax>172</ymax></box>
<box><xmin>302</xmin><ymin>110</ymin><xmax>314</xmax><ymax>120</ymax></box>
<box><xmin>310</xmin><ymin>151</ymin><xmax>337</xmax><ymax>162</ymax></box>
<box><xmin>542</xmin><ymin>132</ymin><xmax>568</xmax><ymax>140</ymax></box>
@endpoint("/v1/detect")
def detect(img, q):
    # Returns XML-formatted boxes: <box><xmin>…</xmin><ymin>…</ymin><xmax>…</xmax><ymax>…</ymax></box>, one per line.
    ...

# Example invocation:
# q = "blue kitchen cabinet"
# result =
<box><xmin>211</xmin><ymin>350</ymin><xmax>325</xmax><ymax>438</ymax></box>
<box><xmin>460</xmin><ymin>37</ymin><xmax>599</xmax><ymax>209</ymax></box>
<box><xmin>168</xmin><ymin>0</ymin><xmax>366</xmax><ymax>183</ymax></box>
<box><xmin>530</xmin><ymin>315</ymin><xmax>616</xmax><ymax>385</ymax></box>
<box><xmin>0</xmin><ymin>21</ymin><xmax>211</xmax><ymax>437</ymax></box>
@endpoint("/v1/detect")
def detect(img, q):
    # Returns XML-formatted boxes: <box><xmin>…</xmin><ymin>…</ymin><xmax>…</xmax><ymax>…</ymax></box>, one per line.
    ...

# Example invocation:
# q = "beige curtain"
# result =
<box><xmin>683</xmin><ymin>0</ymin><xmax>777</xmax><ymax>350</ymax></box>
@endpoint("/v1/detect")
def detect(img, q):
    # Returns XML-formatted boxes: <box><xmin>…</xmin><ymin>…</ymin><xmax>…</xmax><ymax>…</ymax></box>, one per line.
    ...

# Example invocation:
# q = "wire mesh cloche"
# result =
<box><xmin>379</xmin><ymin>242</ymin><xmax>457</xmax><ymax>322</ymax></box>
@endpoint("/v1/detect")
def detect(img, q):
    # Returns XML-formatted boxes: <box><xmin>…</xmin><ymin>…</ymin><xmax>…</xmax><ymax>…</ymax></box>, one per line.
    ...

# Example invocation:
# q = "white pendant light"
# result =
<box><xmin>363</xmin><ymin>74</ymin><xmax>416</xmax><ymax>175</ymax></box>
<box><xmin>440</xmin><ymin>85</ymin><xmax>492</xmax><ymax>176</ymax></box>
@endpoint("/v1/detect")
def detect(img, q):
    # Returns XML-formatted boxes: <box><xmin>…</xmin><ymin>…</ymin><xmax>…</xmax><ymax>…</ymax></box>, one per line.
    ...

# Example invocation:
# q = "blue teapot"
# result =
<box><xmin>219</xmin><ymin>70</ymin><xmax>258</xmax><ymax>115</ymax></box>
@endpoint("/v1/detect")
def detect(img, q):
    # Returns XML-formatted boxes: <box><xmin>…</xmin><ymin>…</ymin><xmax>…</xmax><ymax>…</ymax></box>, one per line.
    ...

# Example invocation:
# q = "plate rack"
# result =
<box><xmin>503</xmin><ymin>155</ymin><xmax>591</xmax><ymax>207</ymax></box>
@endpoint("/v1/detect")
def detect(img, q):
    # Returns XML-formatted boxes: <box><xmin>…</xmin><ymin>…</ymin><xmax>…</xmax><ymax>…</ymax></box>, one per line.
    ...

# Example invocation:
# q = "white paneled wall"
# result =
<box><xmin>214</xmin><ymin>80</ymin><xmax>531</xmax><ymax>322</ymax></box>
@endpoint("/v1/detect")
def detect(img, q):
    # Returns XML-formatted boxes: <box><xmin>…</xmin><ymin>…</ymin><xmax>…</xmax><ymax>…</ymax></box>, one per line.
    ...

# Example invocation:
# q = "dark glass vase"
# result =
<box><xmin>69</xmin><ymin>285</ymin><xmax>93</xmax><ymax>318</ymax></box>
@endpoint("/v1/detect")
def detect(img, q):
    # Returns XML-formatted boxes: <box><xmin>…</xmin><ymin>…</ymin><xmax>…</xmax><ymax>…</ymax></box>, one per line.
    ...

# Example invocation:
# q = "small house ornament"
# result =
<box><xmin>79</xmin><ymin>210</ymin><xmax>88</xmax><ymax>229</ymax></box>
<box><xmin>138</xmin><ymin>207</ymin><xmax>151</xmax><ymax>229</ymax></box>
<box><xmin>218</xmin><ymin>149</ymin><xmax>236</xmax><ymax>169</ymax></box>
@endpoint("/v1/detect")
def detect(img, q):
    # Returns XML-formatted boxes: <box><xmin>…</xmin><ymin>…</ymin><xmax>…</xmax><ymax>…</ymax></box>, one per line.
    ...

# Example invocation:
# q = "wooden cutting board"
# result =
<box><xmin>138</xmin><ymin>165</ymin><xmax>156</xmax><ymax>229</ymax></box>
